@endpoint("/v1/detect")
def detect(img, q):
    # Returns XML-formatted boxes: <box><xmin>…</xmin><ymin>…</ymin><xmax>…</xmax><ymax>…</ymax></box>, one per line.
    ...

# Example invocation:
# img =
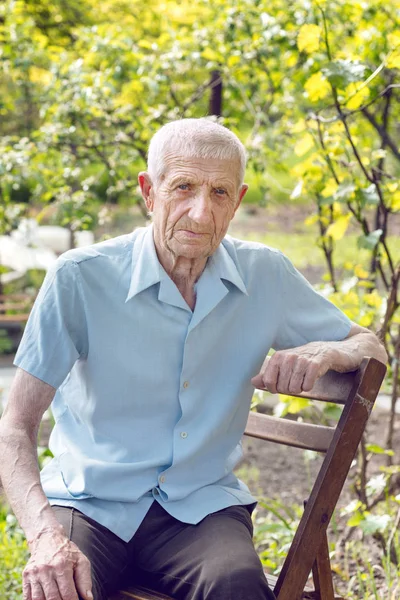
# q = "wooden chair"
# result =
<box><xmin>110</xmin><ymin>357</ymin><xmax>386</xmax><ymax>600</ymax></box>
<box><xmin>0</xmin><ymin>293</ymin><xmax>32</xmax><ymax>324</ymax></box>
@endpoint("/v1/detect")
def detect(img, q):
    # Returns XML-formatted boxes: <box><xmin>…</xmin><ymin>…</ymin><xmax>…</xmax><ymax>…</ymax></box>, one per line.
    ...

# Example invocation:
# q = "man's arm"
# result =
<box><xmin>0</xmin><ymin>368</ymin><xmax>92</xmax><ymax>600</ymax></box>
<box><xmin>251</xmin><ymin>323</ymin><xmax>388</xmax><ymax>395</ymax></box>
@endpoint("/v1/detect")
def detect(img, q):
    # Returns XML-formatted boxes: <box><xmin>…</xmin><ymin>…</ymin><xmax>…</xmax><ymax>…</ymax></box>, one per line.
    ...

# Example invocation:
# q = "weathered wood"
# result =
<box><xmin>0</xmin><ymin>294</ymin><xmax>32</xmax><ymax>301</ymax></box>
<box><xmin>0</xmin><ymin>313</ymin><xmax>29</xmax><ymax>322</ymax></box>
<box><xmin>0</xmin><ymin>294</ymin><xmax>33</xmax><ymax>324</ymax></box>
<box><xmin>245</xmin><ymin>412</ymin><xmax>334</xmax><ymax>453</ymax></box>
<box><xmin>0</xmin><ymin>302</ymin><xmax>31</xmax><ymax>311</ymax></box>
<box><xmin>273</xmin><ymin>357</ymin><xmax>386</xmax><ymax>600</ymax></box>
<box><xmin>311</xmin><ymin>531</ymin><xmax>335</xmax><ymax>600</ymax></box>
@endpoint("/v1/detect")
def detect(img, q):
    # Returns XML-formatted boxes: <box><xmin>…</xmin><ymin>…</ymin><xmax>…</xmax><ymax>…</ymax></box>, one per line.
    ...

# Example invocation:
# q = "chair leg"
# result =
<box><xmin>311</xmin><ymin>531</ymin><xmax>335</xmax><ymax>600</ymax></box>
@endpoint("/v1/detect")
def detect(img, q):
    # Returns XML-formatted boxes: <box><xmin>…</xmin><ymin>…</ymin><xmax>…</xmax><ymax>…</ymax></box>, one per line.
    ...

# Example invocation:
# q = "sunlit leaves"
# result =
<box><xmin>294</xmin><ymin>133</ymin><xmax>314</xmax><ymax>156</ymax></box>
<box><xmin>386</xmin><ymin>51</ymin><xmax>400</xmax><ymax>69</ymax></box>
<box><xmin>304</xmin><ymin>72</ymin><xmax>331</xmax><ymax>102</ymax></box>
<box><xmin>344</xmin><ymin>82</ymin><xmax>370</xmax><ymax>110</ymax></box>
<box><xmin>297</xmin><ymin>24</ymin><xmax>321</xmax><ymax>54</ymax></box>
<box><xmin>326</xmin><ymin>214</ymin><xmax>351</xmax><ymax>240</ymax></box>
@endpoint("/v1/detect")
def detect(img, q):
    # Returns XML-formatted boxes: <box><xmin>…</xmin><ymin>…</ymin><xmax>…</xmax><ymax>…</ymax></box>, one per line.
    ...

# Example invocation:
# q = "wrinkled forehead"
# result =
<box><xmin>160</xmin><ymin>154</ymin><xmax>241</xmax><ymax>188</ymax></box>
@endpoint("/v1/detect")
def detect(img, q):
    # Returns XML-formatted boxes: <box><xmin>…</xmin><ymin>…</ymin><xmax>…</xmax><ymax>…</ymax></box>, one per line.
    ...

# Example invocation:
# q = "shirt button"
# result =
<box><xmin>180</xmin><ymin>431</ymin><xmax>188</xmax><ymax>439</ymax></box>
<box><xmin>183</xmin><ymin>381</ymin><xmax>189</xmax><ymax>389</ymax></box>
<box><xmin>159</xmin><ymin>475</ymin><xmax>166</xmax><ymax>483</ymax></box>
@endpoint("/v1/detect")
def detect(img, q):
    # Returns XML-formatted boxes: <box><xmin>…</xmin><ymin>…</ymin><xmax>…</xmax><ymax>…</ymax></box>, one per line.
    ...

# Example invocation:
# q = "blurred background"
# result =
<box><xmin>0</xmin><ymin>1</ymin><xmax>400</xmax><ymax>598</ymax></box>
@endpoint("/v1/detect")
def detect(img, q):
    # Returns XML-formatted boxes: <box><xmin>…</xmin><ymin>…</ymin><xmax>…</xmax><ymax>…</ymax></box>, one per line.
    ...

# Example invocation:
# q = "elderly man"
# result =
<box><xmin>0</xmin><ymin>118</ymin><xmax>386</xmax><ymax>600</ymax></box>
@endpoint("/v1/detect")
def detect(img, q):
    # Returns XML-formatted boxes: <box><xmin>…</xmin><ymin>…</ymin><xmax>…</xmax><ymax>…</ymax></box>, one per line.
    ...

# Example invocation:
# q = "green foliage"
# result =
<box><xmin>1</xmin><ymin>1</ymin><xmax>399</xmax><ymax>596</ymax></box>
<box><xmin>0</xmin><ymin>509</ymin><xmax>29</xmax><ymax>599</ymax></box>
<box><xmin>0</xmin><ymin>328</ymin><xmax>13</xmax><ymax>353</ymax></box>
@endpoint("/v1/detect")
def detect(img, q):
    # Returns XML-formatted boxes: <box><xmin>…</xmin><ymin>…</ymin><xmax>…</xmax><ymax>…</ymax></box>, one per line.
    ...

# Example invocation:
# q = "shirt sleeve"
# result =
<box><xmin>272</xmin><ymin>252</ymin><xmax>352</xmax><ymax>351</ymax></box>
<box><xmin>13</xmin><ymin>258</ymin><xmax>88</xmax><ymax>389</ymax></box>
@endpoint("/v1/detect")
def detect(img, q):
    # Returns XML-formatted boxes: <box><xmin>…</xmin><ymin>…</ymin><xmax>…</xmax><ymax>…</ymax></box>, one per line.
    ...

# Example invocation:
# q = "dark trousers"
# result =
<box><xmin>52</xmin><ymin>501</ymin><xmax>275</xmax><ymax>600</ymax></box>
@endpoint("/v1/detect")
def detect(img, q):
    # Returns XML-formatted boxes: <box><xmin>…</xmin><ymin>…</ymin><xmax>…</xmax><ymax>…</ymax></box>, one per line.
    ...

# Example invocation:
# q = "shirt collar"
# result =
<box><xmin>125</xmin><ymin>225</ymin><xmax>161</xmax><ymax>302</ymax></box>
<box><xmin>125</xmin><ymin>225</ymin><xmax>248</xmax><ymax>302</ymax></box>
<box><xmin>207</xmin><ymin>240</ymin><xmax>248</xmax><ymax>296</ymax></box>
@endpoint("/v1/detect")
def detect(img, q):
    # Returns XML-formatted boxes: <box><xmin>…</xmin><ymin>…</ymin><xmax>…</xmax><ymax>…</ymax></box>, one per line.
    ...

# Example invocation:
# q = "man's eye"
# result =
<box><xmin>215</xmin><ymin>188</ymin><xmax>227</xmax><ymax>195</ymax></box>
<box><xmin>177</xmin><ymin>184</ymin><xmax>189</xmax><ymax>191</ymax></box>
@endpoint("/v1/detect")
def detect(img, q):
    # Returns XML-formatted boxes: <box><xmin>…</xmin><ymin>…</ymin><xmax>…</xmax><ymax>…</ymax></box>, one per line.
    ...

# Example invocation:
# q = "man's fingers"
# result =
<box><xmin>302</xmin><ymin>361</ymin><xmax>324</xmax><ymax>392</ymax></box>
<box><xmin>261</xmin><ymin>356</ymin><xmax>280</xmax><ymax>393</ymax></box>
<box><xmin>252</xmin><ymin>354</ymin><xmax>323</xmax><ymax>395</ymax></box>
<box><xmin>29</xmin><ymin>581</ymin><xmax>46</xmax><ymax>600</ymax></box>
<box><xmin>252</xmin><ymin>355</ymin><xmax>281</xmax><ymax>393</ymax></box>
<box><xmin>74</xmin><ymin>553</ymin><xmax>93</xmax><ymax>600</ymax></box>
<box><xmin>55</xmin><ymin>567</ymin><xmax>79</xmax><ymax>600</ymax></box>
<box><xmin>250</xmin><ymin>373</ymin><xmax>265</xmax><ymax>389</ymax></box>
<box><xmin>41</xmin><ymin>577</ymin><xmax>63</xmax><ymax>600</ymax></box>
<box><xmin>23</xmin><ymin>580</ymin><xmax>32</xmax><ymax>600</ymax></box>
<box><xmin>287</xmin><ymin>359</ymin><xmax>309</xmax><ymax>395</ymax></box>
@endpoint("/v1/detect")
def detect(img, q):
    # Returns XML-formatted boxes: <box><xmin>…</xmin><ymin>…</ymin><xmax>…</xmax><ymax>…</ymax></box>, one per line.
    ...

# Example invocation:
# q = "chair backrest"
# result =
<box><xmin>244</xmin><ymin>357</ymin><xmax>387</xmax><ymax>600</ymax></box>
<box><xmin>0</xmin><ymin>294</ymin><xmax>33</xmax><ymax>322</ymax></box>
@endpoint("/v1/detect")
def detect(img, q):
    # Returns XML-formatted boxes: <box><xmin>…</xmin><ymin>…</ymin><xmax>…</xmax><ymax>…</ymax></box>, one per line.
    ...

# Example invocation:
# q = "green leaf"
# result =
<box><xmin>323</xmin><ymin>403</ymin><xmax>342</xmax><ymax>420</ymax></box>
<box><xmin>380</xmin><ymin>465</ymin><xmax>400</xmax><ymax>475</ymax></box>
<box><xmin>334</xmin><ymin>182</ymin><xmax>356</xmax><ymax>202</ymax></box>
<box><xmin>326</xmin><ymin>214</ymin><xmax>351</xmax><ymax>240</ymax></box>
<box><xmin>357</xmin><ymin>229</ymin><xmax>383</xmax><ymax>250</ymax></box>
<box><xmin>347</xmin><ymin>512</ymin><xmax>364</xmax><ymax>527</ymax></box>
<box><xmin>360</xmin><ymin>514</ymin><xmax>391</xmax><ymax>535</ymax></box>
<box><xmin>286</xmin><ymin>397</ymin><xmax>311</xmax><ymax>414</ymax></box>
<box><xmin>356</xmin><ymin>184</ymin><xmax>379</xmax><ymax>207</ymax></box>
<box><xmin>365</xmin><ymin>443</ymin><xmax>394</xmax><ymax>456</ymax></box>
<box><xmin>323</xmin><ymin>59</ymin><xmax>368</xmax><ymax>88</ymax></box>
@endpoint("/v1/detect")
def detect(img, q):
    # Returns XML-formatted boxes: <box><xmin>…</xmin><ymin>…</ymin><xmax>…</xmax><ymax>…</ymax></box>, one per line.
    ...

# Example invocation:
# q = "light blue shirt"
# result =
<box><xmin>14</xmin><ymin>225</ymin><xmax>351</xmax><ymax>541</ymax></box>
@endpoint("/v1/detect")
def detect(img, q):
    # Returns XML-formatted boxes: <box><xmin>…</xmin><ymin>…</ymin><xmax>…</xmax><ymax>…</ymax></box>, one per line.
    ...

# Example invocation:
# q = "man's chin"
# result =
<box><xmin>169</xmin><ymin>241</ymin><xmax>213</xmax><ymax>260</ymax></box>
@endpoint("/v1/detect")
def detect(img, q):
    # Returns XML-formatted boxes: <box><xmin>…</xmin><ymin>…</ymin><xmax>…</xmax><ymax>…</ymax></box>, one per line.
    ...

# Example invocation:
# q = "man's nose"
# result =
<box><xmin>188</xmin><ymin>191</ymin><xmax>212</xmax><ymax>224</ymax></box>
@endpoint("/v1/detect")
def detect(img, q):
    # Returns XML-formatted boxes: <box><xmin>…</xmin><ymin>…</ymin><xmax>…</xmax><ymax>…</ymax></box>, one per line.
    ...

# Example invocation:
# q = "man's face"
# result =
<box><xmin>139</xmin><ymin>155</ymin><xmax>248</xmax><ymax>262</ymax></box>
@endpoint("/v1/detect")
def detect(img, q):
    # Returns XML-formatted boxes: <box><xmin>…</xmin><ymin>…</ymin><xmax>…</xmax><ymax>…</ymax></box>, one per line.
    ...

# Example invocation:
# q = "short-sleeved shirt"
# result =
<box><xmin>14</xmin><ymin>225</ymin><xmax>352</xmax><ymax>541</ymax></box>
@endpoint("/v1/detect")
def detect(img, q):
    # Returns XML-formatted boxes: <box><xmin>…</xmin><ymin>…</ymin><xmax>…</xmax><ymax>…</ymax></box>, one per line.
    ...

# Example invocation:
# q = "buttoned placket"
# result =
<box><xmin>151</xmin><ymin>243</ymin><xmax>246</xmax><ymax>503</ymax></box>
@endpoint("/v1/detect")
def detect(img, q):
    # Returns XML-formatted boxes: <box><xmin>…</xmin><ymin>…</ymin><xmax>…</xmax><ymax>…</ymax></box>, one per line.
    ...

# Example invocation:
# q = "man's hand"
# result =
<box><xmin>23</xmin><ymin>526</ymin><xmax>93</xmax><ymax>600</ymax></box>
<box><xmin>251</xmin><ymin>344</ymin><xmax>334</xmax><ymax>395</ymax></box>
<box><xmin>251</xmin><ymin>324</ymin><xmax>388</xmax><ymax>395</ymax></box>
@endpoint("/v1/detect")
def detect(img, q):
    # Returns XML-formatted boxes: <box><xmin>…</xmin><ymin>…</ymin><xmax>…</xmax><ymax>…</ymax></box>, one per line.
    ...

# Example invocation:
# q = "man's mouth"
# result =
<box><xmin>177</xmin><ymin>229</ymin><xmax>208</xmax><ymax>238</ymax></box>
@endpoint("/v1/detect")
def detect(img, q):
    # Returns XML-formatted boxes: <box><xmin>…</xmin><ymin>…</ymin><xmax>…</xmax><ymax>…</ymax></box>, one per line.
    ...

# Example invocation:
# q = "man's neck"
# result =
<box><xmin>154</xmin><ymin>243</ymin><xmax>207</xmax><ymax>311</ymax></box>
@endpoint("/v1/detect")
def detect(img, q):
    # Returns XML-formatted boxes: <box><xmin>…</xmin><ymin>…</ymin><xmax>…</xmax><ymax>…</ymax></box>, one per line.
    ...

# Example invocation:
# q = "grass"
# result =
<box><xmin>242</xmin><ymin>232</ymin><xmax>400</xmax><ymax>270</ymax></box>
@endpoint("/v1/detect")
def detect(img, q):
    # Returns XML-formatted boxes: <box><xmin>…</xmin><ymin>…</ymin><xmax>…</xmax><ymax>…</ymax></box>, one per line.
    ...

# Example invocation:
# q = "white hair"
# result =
<box><xmin>147</xmin><ymin>118</ymin><xmax>247</xmax><ymax>186</ymax></box>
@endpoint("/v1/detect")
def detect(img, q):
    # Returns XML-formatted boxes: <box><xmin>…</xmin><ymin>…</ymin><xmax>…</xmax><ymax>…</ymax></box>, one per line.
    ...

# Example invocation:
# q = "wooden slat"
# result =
<box><xmin>0</xmin><ymin>302</ymin><xmax>31</xmax><ymax>311</ymax></box>
<box><xmin>0</xmin><ymin>294</ymin><xmax>32</xmax><ymax>301</ymax></box>
<box><xmin>0</xmin><ymin>314</ymin><xmax>29</xmax><ymax>322</ymax></box>
<box><xmin>273</xmin><ymin>358</ymin><xmax>386</xmax><ymax>600</ymax></box>
<box><xmin>312</xmin><ymin>531</ymin><xmax>335</xmax><ymax>600</ymax></box>
<box><xmin>244</xmin><ymin>412</ymin><xmax>334</xmax><ymax>453</ymax></box>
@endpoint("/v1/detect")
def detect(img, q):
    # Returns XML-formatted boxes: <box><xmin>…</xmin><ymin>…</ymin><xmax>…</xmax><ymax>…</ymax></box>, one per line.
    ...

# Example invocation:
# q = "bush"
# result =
<box><xmin>0</xmin><ymin>507</ymin><xmax>28</xmax><ymax>599</ymax></box>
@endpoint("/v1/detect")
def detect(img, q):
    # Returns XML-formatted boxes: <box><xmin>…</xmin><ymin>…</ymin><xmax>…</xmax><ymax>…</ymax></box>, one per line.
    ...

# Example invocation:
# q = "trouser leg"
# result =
<box><xmin>131</xmin><ymin>502</ymin><xmax>276</xmax><ymax>600</ymax></box>
<box><xmin>52</xmin><ymin>505</ymin><xmax>130</xmax><ymax>600</ymax></box>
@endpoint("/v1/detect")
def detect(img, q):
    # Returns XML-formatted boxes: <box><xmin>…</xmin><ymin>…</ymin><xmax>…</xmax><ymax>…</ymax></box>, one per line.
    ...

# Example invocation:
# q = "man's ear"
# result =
<box><xmin>234</xmin><ymin>184</ymin><xmax>248</xmax><ymax>213</ymax></box>
<box><xmin>138</xmin><ymin>172</ymin><xmax>154</xmax><ymax>212</ymax></box>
